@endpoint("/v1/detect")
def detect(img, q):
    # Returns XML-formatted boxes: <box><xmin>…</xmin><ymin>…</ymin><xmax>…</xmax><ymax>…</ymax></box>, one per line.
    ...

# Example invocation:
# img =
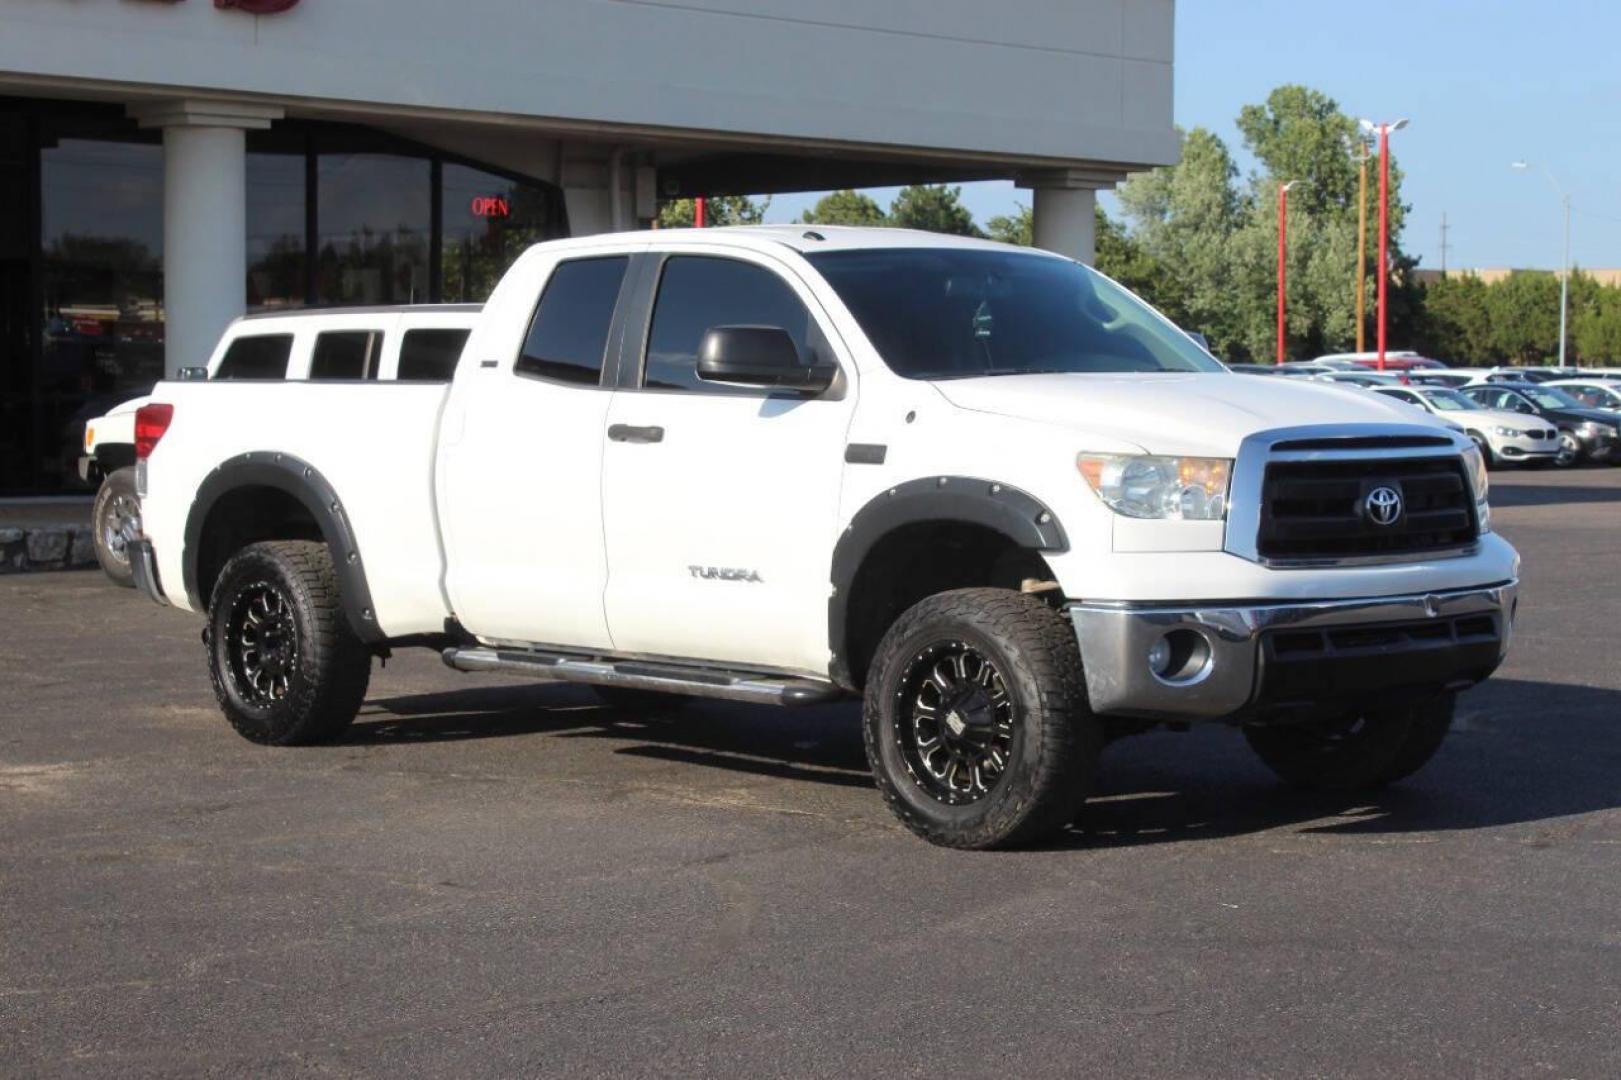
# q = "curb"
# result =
<box><xmin>0</xmin><ymin>524</ymin><xmax>98</xmax><ymax>574</ymax></box>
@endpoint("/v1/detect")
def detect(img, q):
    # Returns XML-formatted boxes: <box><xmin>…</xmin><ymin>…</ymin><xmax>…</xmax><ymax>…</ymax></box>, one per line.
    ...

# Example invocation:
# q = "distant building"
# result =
<box><xmin>1412</xmin><ymin>267</ymin><xmax>1621</xmax><ymax>287</ymax></box>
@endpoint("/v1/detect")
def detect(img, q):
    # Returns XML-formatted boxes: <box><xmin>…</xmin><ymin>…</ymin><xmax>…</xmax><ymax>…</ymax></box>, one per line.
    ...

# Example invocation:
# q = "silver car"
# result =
<box><xmin>1374</xmin><ymin>386</ymin><xmax>1561</xmax><ymax>467</ymax></box>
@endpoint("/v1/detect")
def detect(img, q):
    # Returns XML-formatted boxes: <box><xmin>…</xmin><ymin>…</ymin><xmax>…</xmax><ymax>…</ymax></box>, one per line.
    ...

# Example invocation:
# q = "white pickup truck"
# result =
<box><xmin>129</xmin><ymin>227</ymin><xmax>1519</xmax><ymax>849</ymax></box>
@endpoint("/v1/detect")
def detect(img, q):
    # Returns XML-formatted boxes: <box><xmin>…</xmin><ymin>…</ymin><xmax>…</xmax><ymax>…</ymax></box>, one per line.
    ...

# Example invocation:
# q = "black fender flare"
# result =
<box><xmin>827</xmin><ymin>476</ymin><xmax>1069</xmax><ymax>688</ymax></box>
<box><xmin>182</xmin><ymin>451</ymin><xmax>383</xmax><ymax>644</ymax></box>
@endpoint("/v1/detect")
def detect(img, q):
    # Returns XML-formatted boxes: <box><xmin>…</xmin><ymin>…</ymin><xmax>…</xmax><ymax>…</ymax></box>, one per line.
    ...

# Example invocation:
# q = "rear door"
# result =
<box><xmin>438</xmin><ymin>250</ymin><xmax>636</xmax><ymax>648</ymax></box>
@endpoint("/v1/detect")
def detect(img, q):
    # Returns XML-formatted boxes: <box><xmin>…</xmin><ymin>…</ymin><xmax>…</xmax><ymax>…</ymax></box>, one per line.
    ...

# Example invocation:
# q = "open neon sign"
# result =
<box><xmin>470</xmin><ymin>196</ymin><xmax>511</xmax><ymax>219</ymax></box>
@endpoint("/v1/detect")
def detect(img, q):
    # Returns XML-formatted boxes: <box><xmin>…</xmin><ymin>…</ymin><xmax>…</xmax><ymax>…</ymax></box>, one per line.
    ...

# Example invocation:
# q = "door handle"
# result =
<box><xmin>608</xmin><ymin>424</ymin><xmax>665</xmax><ymax>444</ymax></box>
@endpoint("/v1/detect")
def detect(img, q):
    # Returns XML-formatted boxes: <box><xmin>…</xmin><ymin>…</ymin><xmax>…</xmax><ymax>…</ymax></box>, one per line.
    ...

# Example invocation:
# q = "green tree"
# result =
<box><xmin>800</xmin><ymin>189</ymin><xmax>887</xmax><ymax>227</ymax></box>
<box><xmin>1418</xmin><ymin>273</ymin><xmax>1498</xmax><ymax>364</ymax></box>
<box><xmin>889</xmin><ymin>184</ymin><xmax>983</xmax><ymax>237</ymax></box>
<box><xmin>985</xmin><ymin>203</ymin><xmax>1032</xmax><ymax>246</ymax></box>
<box><xmin>657</xmin><ymin>195</ymin><xmax>770</xmax><ymax>229</ymax></box>
<box><xmin>1486</xmin><ymin>271</ymin><xmax>1562</xmax><ymax>365</ymax></box>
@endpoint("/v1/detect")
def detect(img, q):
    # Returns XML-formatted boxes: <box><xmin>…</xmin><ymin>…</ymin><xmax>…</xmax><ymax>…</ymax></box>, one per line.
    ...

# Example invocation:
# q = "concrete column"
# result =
<box><xmin>129</xmin><ymin>101</ymin><xmax>282</xmax><ymax>376</ymax></box>
<box><xmin>1031</xmin><ymin>186</ymin><xmax>1097</xmax><ymax>266</ymax></box>
<box><xmin>1019</xmin><ymin>168</ymin><xmax>1121</xmax><ymax>267</ymax></box>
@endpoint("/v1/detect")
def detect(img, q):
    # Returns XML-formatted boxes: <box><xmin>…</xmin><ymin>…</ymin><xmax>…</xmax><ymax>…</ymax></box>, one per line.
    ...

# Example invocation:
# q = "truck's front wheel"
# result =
<box><xmin>206</xmin><ymin>540</ymin><xmax>371</xmax><ymax>746</ymax></box>
<box><xmin>1242</xmin><ymin>695</ymin><xmax>1454</xmax><ymax>791</ymax></box>
<box><xmin>863</xmin><ymin>588</ymin><xmax>1102</xmax><ymax>849</ymax></box>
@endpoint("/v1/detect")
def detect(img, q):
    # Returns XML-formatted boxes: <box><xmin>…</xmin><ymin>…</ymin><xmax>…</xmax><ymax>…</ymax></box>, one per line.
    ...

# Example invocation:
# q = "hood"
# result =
<box><xmin>1460</xmin><ymin>408</ymin><xmax>1564</xmax><ymax>431</ymax></box>
<box><xmin>929</xmin><ymin>372</ymin><xmax>1447</xmax><ymax>457</ymax></box>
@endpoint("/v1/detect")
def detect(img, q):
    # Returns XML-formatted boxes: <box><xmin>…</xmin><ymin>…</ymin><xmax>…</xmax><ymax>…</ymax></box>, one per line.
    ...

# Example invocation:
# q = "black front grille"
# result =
<box><xmin>1257</xmin><ymin>455</ymin><xmax>1478</xmax><ymax>561</ymax></box>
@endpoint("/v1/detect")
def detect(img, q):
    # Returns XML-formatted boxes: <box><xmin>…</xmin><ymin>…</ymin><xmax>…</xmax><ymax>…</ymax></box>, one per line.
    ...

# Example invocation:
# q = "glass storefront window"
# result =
<box><xmin>441</xmin><ymin>162</ymin><xmax>565</xmax><ymax>302</ymax></box>
<box><xmin>246</xmin><ymin>150</ymin><xmax>306</xmax><ymax>311</ymax></box>
<box><xmin>39</xmin><ymin>136</ymin><xmax>165</xmax><ymax>487</ymax></box>
<box><xmin>315</xmin><ymin>153</ymin><xmax>431</xmax><ymax>305</ymax></box>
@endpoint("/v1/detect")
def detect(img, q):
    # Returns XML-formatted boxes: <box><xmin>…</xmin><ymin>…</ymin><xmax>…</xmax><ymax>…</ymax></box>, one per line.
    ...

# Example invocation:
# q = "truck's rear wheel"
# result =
<box><xmin>863</xmin><ymin>588</ymin><xmax>1102</xmax><ymax>850</ymax></box>
<box><xmin>1242</xmin><ymin>695</ymin><xmax>1454</xmax><ymax>791</ymax></box>
<box><xmin>91</xmin><ymin>466</ymin><xmax>139</xmax><ymax>588</ymax></box>
<box><xmin>206</xmin><ymin>540</ymin><xmax>371</xmax><ymax>746</ymax></box>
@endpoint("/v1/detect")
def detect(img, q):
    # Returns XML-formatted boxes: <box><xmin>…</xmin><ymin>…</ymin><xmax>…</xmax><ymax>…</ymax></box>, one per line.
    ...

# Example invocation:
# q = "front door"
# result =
<box><xmin>600</xmin><ymin>249</ymin><xmax>855</xmax><ymax>675</ymax></box>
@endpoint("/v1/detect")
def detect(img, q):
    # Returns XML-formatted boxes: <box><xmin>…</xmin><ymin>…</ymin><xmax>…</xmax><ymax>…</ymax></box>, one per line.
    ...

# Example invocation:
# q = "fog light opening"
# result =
<box><xmin>1147</xmin><ymin>628</ymin><xmax>1213</xmax><ymax>686</ymax></box>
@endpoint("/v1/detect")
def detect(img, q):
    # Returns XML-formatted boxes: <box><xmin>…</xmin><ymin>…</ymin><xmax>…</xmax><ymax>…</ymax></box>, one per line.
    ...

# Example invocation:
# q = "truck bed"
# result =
<box><xmin>141</xmin><ymin>381</ymin><xmax>454</xmax><ymax>637</ymax></box>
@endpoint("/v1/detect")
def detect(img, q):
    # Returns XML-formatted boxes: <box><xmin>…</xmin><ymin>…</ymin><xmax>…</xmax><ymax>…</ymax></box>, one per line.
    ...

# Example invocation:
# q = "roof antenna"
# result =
<box><xmin>802</xmin><ymin>230</ymin><xmax>826</xmax><ymax>241</ymax></box>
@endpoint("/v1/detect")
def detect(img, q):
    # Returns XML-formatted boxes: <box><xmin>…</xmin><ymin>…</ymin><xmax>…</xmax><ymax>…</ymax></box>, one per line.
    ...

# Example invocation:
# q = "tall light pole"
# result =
<box><xmin>1346</xmin><ymin>134</ymin><xmax>1371</xmax><ymax>353</ymax></box>
<box><xmin>1276</xmin><ymin>180</ymin><xmax>1307</xmax><ymax>364</ymax></box>
<box><xmin>1511</xmin><ymin>161</ymin><xmax>1571</xmax><ymax>367</ymax></box>
<box><xmin>1360</xmin><ymin>118</ymin><xmax>1409</xmax><ymax>371</ymax></box>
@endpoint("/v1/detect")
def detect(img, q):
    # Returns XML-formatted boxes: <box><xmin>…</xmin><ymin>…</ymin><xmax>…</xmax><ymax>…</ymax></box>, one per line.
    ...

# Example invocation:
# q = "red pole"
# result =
<box><xmin>1276</xmin><ymin>184</ymin><xmax>1288</xmax><ymax>365</ymax></box>
<box><xmin>1376</xmin><ymin>124</ymin><xmax>1390</xmax><ymax>371</ymax></box>
<box><xmin>694</xmin><ymin>196</ymin><xmax>707</xmax><ymax>228</ymax></box>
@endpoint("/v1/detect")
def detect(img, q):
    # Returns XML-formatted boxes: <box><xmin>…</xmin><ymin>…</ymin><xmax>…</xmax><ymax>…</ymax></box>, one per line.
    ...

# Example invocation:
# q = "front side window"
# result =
<box><xmin>1422</xmin><ymin>389</ymin><xmax>1481</xmax><ymax>412</ymax></box>
<box><xmin>515</xmin><ymin>256</ymin><xmax>628</xmax><ymax>386</ymax></box>
<box><xmin>215</xmin><ymin>334</ymin><xmax>293</xmax><ymax>380</ymax></box>
<box><xmin>643</xmin><ymin>257</ymin><xmax>815</xmax><ymax>393</ymax></box>
<box><xmin>397</xmin><ymin>328</ymin><xmax>470</xmax><ymax>381</ymax></box>
<box><xmin>807</xmin><ymin>248</ymin><xmax>1222</xmax><ymax>380</ymax></box>
<box><xmin>309</xmin><ymin>330</ymin><xmax>381</xmax><ymax>380</ymax></box>
<box><xmin>1527</xmin><ymin>387</ymin><xmax>1581</xmax><ymax>410</ymax></box>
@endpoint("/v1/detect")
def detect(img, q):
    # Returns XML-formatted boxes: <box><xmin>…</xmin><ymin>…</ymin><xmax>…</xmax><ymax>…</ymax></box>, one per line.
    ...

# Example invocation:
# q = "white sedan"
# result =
<box><xmin>1374</xmin><ymin>386</ymin><xmax>1561</xmax><ymax>467</ymax></box>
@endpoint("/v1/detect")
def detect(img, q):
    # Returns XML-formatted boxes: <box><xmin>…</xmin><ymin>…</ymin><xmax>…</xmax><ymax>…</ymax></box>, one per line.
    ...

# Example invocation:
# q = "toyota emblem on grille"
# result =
<box><xmin>1365</xmin><ymin>485</ymin><xmax>1404</xmax><ymax>526</ymax></box>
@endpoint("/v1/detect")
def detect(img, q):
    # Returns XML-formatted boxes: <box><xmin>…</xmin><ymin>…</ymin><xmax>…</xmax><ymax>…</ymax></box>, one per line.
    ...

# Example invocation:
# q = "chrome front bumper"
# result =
<box><xmin>1068</xmin><ymin>582</ymin><xmax>1516</xmax><ymax>721</ymax></box>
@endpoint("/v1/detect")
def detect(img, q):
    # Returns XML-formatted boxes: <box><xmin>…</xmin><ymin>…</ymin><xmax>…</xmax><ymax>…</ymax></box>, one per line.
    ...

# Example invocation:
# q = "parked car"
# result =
<box><xmin>1311</xmin><ymin>371</ymin><xmax>1406</xmax><ymax>388</ymax></box>
<box><xmin>1374</xmin><ymin>386</ymin><xmax>1560</xmax><ymax>467</ymax></box>
<box><xmin>1460</xmin><ymin>382</ymin><xmax>1621</xmax><ymax>465</ymax></box>
<box><xmin>1466</xmin><ymin>367</ymin><xmax>1578</xmax><ymax>386</ymax></box>
<box><xmin>1546</xmin><ymin>378</ymin><xmax>1621</xmax><ymax>411</ymax></box>
<box><xmin>1314</xmin><ymin>351</ymin><xmax>1447</xmax><ymax>372</ymax></box>
<box><xmin>1407</xmin><ymin>371</ymin><xmax>1479</xmax><ymax>389</ymax></box>
<box><xmin>126</xmin><ymin>226</ymin><xmax>1515</xmax><ymax>850</ymax></box>
<box><xmin>1226</xmin><ymin>362</ymin><xmax>1278</xmax><ymax>375</ymax></box>
<box><xmin>80</xmin><ymin>305</ymin><xmax>478</xmax><ymax>586</ymax></box>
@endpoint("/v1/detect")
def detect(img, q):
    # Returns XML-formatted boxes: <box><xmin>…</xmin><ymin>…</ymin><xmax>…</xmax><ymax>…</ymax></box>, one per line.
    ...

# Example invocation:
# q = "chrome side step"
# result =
<box><xmin>440</xmin><ymin>646</ymin><xmax>846</xmax><ymax>707</ymax></box>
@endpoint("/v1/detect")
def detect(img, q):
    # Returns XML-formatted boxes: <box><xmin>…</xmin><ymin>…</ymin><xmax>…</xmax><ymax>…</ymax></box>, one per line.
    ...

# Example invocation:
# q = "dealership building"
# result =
<box><xmin>0</xmin><ymin>0</ymin><xmax>1177</xmax><ymax>493</ymax></box>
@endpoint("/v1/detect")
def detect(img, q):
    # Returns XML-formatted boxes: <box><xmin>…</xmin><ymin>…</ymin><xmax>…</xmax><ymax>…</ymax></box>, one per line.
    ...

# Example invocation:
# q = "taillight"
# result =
<box><xmin>134</xmin><ymin>403</ymin><xmax>174</xmax><ymax>460</ymax></box>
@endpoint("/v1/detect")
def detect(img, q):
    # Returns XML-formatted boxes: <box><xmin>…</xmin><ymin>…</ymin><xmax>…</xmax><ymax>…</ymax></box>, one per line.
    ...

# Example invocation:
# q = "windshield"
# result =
<box><xmin>1422</xmin><ymin>389</ymin><xmax>1482</xmax><ymax>412</ymax></box>
<box><xmin>1526</xmin><ymin>387</ymin><xmax>1583</xmax><ymax>410</ymax></box>
<box><xmin>805</xmin><ymin>248</ymin><xmax>1224</xmax><ymax>379</ymax></box>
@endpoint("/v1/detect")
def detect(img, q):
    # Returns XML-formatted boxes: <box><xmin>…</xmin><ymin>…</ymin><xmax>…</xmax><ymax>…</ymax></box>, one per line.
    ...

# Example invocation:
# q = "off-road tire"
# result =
<box><xmin>91</xmin><ymin>466</ymin><xmax>139</xmax><ymax>588</ymax></box>
<box><xmin>1243</xmin><ymin>695</ymin><xmax>1455</xmax><ymax>791</ymax></box>
<box><xmin>206</xmin><ymin>540</ymin><xmax>371</xmax><ymax>746</ymax></box>
<box><xmin>863</xmin><ymin>588</ymin><xmax>1102</xmax><ymax>849</ymax></box>
<box><xmin>592</xmin><ymin>686</ymin><xmax>692</xmax><ymax>714</ymax></box>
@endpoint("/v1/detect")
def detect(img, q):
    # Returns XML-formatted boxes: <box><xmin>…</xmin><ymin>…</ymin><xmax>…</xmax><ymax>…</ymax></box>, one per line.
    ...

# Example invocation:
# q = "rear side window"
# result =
<box><xmin>214</xmin><ymin>334</ymin><xmax>293</xmax><ymax>380</ymax></box>
<box><xmin>643</xmin><ymin>256</ymin><xmax>814</xmax><ymax>393</ymax></box>
<box><xmin>397</xmin><ymin>328</ymin><xmax>471</xmax><ymax>381</ymax></box>
<box><xmin>515</xmin><ymin>256</ymin><xmax>629</xmax><ymax>386</ymax></box>
<box><xmin>309</xmin><ymin>331</ymin><xmax>382</xmax><ymax>380</ymax></box>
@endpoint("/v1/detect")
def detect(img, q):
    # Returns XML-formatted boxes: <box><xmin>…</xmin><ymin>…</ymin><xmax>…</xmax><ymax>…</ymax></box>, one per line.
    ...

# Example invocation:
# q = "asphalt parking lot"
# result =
<box><xmin>3</xmin><ymin>467</ymin><xmax>1618</xmax><ymax>1077</ymax></box>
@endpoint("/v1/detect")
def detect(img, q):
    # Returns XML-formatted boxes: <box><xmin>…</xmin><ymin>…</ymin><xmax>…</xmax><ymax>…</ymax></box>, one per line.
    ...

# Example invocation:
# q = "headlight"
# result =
<box><xmin>1077</xmin><ymin>454</ymin><xmax>1232</xmax><ymax>520</ymax></box>
<box><xmin>1578</xmin><ymin>420</ymin><xmax>1616</xmax><ymax>437</ymax></box>
<box><xmin>83</xmin><ymin>423</ymin><xmax>96</xmax><ymax>453</ymax></box>
<box><xmin>1491</xmin><ymin>426</ymin><xmax>1521</xmax><ymax>437</ymax></box>
<box><xmin>1462</xmin><ymin>443</ymin><xmax>1489</xmax><ymax>504</ymax></box>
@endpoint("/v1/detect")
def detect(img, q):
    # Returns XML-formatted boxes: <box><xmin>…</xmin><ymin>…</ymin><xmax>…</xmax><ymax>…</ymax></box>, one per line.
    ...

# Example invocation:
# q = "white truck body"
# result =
<box><xmin>128</xmin><ymin>227</ymin><xmax>1520</xmax><ymax>847</ymax></box>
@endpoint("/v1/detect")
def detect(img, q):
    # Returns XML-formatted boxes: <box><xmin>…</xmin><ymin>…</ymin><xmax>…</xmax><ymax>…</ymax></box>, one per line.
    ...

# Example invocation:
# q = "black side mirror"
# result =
<box><xmin>696</xmin><ymin>326</ymin><xmax>836</xmax><ymax>393</ymax></box>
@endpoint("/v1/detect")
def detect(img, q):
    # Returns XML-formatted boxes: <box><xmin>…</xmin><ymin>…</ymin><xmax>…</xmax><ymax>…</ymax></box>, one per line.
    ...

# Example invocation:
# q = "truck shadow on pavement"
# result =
<box><xmin>356</xmin><ymin>677</ymin><xmax>1619</xmax><ymax>848</ymax></box>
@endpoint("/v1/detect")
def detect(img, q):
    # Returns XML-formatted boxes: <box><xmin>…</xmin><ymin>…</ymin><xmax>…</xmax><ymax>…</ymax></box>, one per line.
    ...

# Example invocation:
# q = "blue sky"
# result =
<box><xmin>768</xmin><ymin>1</ymin><xmax>1621</xmax><ymax>272</ymax></box>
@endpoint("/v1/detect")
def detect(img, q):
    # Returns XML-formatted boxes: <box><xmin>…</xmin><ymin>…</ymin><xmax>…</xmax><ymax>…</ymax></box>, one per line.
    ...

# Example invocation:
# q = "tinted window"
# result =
<box><xmin>643</xmin><ymin>257</ymin><xmax>814</xmax><ymax>393</ymax></box>
<box><xmin>397</xmin><ymin>328</ymin><xmax>470</xmax><ymax>381</ymax></box>
<box><xmin>215</xmin><ymin>334</ymin><xmax>293</xmax><ymax>380</ymax></box>
<box><xmin>309</xmin><ymin>330</ymin><xmax>381</xmax><ymax>380</ymax></box>
<box><xmin>515</xmin><ymin>257</ymin><xmax>628</xmax><ymax>386</ymax></box>
<box><xmin>807</xmin><ymin>248</ymin><xmax>1221</xmax><ymax>380</ymax></box>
